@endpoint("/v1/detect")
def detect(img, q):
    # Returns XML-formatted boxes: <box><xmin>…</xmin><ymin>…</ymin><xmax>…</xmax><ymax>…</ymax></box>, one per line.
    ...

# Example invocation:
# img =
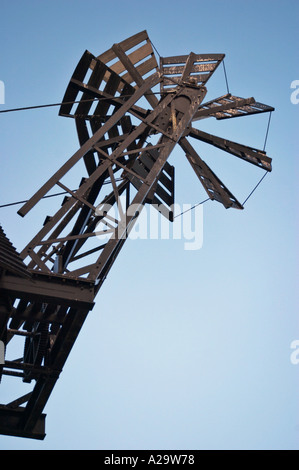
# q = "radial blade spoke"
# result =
<box><xmin>160</xmin><ymin>53</ymin><xmax>224</xmax><ymax>93</ymax></box>
<box><xmin>180</xmin><ymin>52</ymin><xmax>197</xmax><ymax>83</ymax></box>
<box><xmin>111</xmin><ymin>43</ymin><xmax>158</xmax><ymax>108</ymax></box>
<box><xmin>188</xmin><ymin>127</ymin><xmax>272</xmax><ymax>171</ymax></box>
<box><xmin>193</xmin><ymin>96</ymin><xmax>256</xmax><ymax>121</ymax></box>
<box><xmin>96</xmin><ymin>30</ymin><xmax>159</xmax><ymax>109</ymax></box>
<box><xmin>59</xmin><ymin>50</ymin><xmax>94</xmax><ymax>117</ymax></box>
<box><xmin>179</xmin><ymin>137</ymin><xmax>243</xmax><ymax>210</ymax></box>
<box><xmin>193</xmin><ymin>94</ymin><xmax>274</xmax><ymax>121</ymax></box>
<box><xmin>216</xmin><ymin>95</ymin><xmax>274</xmax><ymax>119</ymax></box>
<box><xmin>97</xmin><ymin>30</ymin><xmax>158</xmax><ymax>81</ymax></box>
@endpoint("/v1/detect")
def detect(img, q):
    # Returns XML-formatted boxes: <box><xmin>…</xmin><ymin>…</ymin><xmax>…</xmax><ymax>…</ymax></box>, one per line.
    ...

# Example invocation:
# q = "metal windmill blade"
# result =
<box><xmin>0</xmin><ymin>31</ymin><xmax>274</xmax><ymax>439</ymax></box>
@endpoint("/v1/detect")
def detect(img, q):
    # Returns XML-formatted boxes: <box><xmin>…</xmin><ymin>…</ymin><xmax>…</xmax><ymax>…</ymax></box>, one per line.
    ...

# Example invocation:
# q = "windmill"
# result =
<box><xmin>0</xmin><ymin>31</ymin><xmax>274</xmax><ymax>439</ymax></box>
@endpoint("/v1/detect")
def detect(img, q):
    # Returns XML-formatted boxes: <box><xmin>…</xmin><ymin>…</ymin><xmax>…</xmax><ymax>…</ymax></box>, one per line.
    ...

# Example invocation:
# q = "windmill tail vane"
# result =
<box><xmin>0</xmin><ymin>31</ymin><xmax>274</xmax><ymax>439</ymax></box>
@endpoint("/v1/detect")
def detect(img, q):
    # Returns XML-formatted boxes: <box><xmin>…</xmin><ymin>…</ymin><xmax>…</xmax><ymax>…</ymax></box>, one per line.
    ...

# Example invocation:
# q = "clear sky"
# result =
<box><xmin>0</xmin><ymin>0</ymin><xmax>298</xmax><ymax>450</ymax></box>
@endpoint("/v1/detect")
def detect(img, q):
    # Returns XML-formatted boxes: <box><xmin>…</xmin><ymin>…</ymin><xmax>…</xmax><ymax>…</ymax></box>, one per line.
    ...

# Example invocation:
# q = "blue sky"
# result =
<box><xmin>0</xmin><ymin>0</ymin><xmax>298</xmax><ymax>450</ymax></box>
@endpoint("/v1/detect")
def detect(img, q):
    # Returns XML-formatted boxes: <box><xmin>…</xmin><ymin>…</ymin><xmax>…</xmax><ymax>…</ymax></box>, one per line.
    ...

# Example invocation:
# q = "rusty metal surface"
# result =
<box><xmin>0</xmin><ymin>225</ymin><xmax>30</xmax><ymax>278</ymax></box>
<box><xmin>0</xmin><ymin>31</ymin><xmax>274</xmax><ymax>439</ymax></box>
<box><xmin>193</xmin><ymin>93</ymin><xmax>274</xmax><ymax>121</ymax></box>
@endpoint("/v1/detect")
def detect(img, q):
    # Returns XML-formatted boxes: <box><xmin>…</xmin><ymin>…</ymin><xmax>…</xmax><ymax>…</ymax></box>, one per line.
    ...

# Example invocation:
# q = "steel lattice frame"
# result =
<box><xmin>0</xmin><ymin>31</ymin><xmax>274</xmax><ymax>439</ymax></box>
